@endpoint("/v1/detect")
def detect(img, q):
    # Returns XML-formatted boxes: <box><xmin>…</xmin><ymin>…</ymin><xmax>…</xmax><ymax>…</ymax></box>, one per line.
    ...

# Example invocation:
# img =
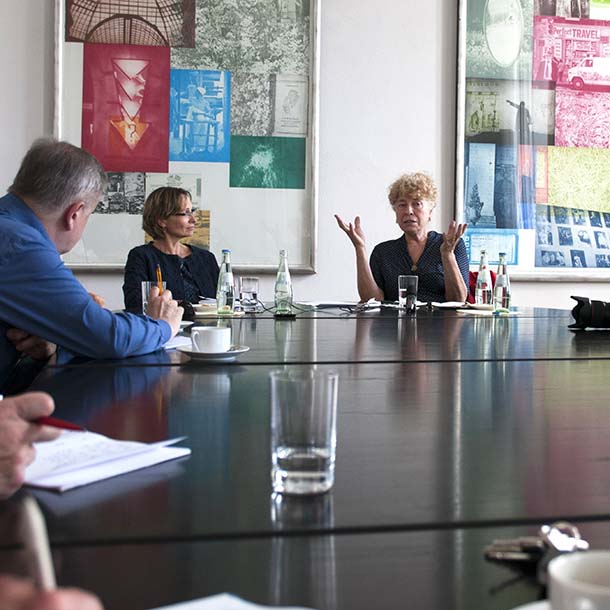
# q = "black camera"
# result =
<box><xmin>569</xmin><ymin>295</ymin><xmax>610</xmax><ymax>330</ymax></box>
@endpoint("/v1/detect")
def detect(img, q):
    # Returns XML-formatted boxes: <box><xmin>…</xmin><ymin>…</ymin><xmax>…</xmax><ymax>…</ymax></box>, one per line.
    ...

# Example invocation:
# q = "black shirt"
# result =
<box><xmin>369</xmin><ymin>231</ymin><xmax>469</xmax><ymax>302</ymax></box>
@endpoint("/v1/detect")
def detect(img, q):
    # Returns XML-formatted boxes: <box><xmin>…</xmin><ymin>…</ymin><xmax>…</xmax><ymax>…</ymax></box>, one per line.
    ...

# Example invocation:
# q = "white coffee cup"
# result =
<box><xmin>549</xmin><ymin>551</ymin><xmax>610</xmax><ymax>610</ymax></box>
<box><xmin>191</xmin><ymin>326</ymin><xmax>231</xmax><ymax>353</ymax></box>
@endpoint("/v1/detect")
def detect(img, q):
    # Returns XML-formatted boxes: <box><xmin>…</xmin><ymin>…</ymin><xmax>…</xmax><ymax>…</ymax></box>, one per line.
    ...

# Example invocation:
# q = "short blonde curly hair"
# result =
<box><xmin>388</xmin><ymin>172</ymin><xmax>437</xmax><ymax>208</ymax></box>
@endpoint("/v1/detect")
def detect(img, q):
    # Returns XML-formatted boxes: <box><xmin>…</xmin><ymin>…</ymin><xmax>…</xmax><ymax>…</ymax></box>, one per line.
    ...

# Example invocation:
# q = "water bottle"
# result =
<box><xmin>274</xmin><ymin>249</ymin><xmax>293</xmax><ymax>314</ymax></box>
<box><xmin>216</xmin><ymin>249</ymin><xmax>234</xmax><ymax>314</ymax></box>
<box><xmin>475</xmin><ymin>249</ymin><xmax>493</xmax><ymax>305</ymax></box>
<box><xmin>494</xmin><ymin>251</ymin><xmax>511</xmax><ymax>310</ymax></box>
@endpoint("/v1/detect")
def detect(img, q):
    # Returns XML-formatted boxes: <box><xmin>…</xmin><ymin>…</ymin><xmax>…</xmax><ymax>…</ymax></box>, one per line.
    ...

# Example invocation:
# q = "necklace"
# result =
<box><xmin>411</xmin><ymin>264</ymin><xmax>417</xmax><ymax>272</ymax></box>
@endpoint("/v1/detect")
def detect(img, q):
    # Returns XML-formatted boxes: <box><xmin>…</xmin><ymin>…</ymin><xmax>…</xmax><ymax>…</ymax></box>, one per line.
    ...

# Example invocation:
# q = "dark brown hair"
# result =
<box><xmin>142</xmin><ymin>187</ymin><xmax>192</xmax><ymax>240</ymax></box>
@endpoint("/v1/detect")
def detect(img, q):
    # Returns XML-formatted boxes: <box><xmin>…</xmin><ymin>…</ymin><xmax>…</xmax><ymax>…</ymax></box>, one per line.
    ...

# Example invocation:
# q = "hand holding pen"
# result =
<box><xmin>0</xmin><ymin>393</ymin><xmax>62</xmax><ymax>498</ymax></box>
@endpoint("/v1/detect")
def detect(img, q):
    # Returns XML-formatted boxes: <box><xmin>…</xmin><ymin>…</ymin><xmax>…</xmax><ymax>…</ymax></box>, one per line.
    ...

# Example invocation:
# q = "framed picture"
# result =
<box><xmin>54</xmin><ymin>0</ymin><xmax>320</xmax><ymax>272</ymax></box>
<box><xmin>456</xmin><ymin>0</ymin><xmax>610</xmax><ymax>279</ymax></box>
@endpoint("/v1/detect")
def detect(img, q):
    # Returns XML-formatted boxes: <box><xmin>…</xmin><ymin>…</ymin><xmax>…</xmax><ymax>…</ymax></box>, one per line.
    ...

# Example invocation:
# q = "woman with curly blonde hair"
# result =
<box><xmin>335</xmin><ymin>172</ymin><xmax>468</xmax><ymax>303</ymax></box>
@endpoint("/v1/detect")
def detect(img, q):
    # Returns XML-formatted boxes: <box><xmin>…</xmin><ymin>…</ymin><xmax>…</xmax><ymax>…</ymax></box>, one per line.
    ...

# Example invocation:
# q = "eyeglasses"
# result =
<box><xmin>171</xmin><ymin>210</ymin><xmax>196</xmax><ymax>217</ymax></box>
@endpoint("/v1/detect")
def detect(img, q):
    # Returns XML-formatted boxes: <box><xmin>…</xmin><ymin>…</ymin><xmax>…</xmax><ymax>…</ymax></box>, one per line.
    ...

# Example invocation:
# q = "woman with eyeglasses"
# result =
<box><xmin>123</xmin><ymin>187</ymin><xmax>219</xmax><ymax>313</ymax></box>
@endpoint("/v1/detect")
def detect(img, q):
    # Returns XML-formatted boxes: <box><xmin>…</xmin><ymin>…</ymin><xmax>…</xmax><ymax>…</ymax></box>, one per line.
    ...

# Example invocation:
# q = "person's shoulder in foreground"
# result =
<box><xmin>0</xmin><ymin>138</ymin><xmax>183</xmax><ymax>384</ymax></box>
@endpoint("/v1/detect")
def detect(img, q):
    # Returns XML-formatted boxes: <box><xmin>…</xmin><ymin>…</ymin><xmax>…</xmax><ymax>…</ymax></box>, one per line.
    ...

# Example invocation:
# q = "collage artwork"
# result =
<box><xmin>463</xmin><ymin>0</ymin><xmax>610</xmax><ymax>269</ymax></box>
<box><xmin>64</xmin><ymin>0</ymin><xmax>309</xmax><ymax>255</ymax></box>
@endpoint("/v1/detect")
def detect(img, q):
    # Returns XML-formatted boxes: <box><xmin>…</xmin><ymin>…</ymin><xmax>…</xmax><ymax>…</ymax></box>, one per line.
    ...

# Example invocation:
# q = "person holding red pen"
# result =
<box><xmin>0</xmin><ymin>392</ymin><xmax>60</xmax><ymax>498</ymax></box>
<box><xmin>0</xmin><ymin>391</ymin><xmax>105</xmax><ymax>609</ymax></box>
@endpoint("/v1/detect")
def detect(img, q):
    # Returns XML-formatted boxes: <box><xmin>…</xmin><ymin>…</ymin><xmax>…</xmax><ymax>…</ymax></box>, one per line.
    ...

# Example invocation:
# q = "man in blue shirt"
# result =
<box><xmin>0</xmin><ymin>139</ymin><xmax>183</xmax><ymax>388</ymax></box>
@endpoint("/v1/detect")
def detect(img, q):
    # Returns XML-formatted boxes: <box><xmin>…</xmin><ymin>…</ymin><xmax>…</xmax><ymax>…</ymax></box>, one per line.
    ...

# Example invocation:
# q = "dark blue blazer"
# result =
<box><xmin>123</xmin><ymin>243</ymin><xmax>219</xmax><ymax>312</ymax></box>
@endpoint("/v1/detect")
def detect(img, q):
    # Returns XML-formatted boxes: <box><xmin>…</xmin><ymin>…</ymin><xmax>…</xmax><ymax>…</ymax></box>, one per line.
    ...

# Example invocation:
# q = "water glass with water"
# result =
<box><xmin>398</xmin><ymin>275</ymin><xmax>418</xmax><ymax>312</ymax></box>
<box><xmin>270</xmin><ymin>368</ymin><xmax>338</xmax><ymax>495</ymax></box>
<box><xmin>239</xmin><ymin>276</ymin><xmax>259</xmax><ymax>312</ymax></box>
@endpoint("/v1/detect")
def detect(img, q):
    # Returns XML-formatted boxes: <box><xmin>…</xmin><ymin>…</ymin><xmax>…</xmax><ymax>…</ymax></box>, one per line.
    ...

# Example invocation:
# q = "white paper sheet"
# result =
<box><xmin>26</xmin><ymin>432</ymin><xmax>190</xmax><ymax>492</ymax></box>
<box><xmin>149</xmin><ymin>593</ymin><xmax>315</xmax><ymax>610</ymax></box>
<box><xmin>165</xmin><ymin>335</ymin><xmax>193</xmax><ymax>350</ymax></box>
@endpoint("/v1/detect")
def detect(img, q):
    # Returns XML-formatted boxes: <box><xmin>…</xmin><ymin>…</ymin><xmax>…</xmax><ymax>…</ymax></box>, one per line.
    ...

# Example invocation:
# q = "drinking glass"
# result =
<box><xmin>141</xmin><ymin>281</ymin><xmax>166</xmax><ymax>314</ymax></box>
<box><xmin>239</xmin><ymin>276</ymin><xmax>259</xmax><ymax>312</ymax></box>
<box><xmin>270</xmin><ymin>368</ymin><xmax>338</xmax><ymax>495</ymax></box>
<box><xmin>398</xmin><ymin>275</ymin><xmax>418</xmax><ymax>312</ymax></box>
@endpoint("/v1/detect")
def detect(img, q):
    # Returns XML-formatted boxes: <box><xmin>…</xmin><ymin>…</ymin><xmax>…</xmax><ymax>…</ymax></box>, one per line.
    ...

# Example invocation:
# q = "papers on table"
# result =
<box><xmin>456</xmin><ymin>309</ymin><xmax>521</xmax><ymax>316</ymax></box>
<box><xmin>25</xmin><ymin>431</ymin><xmax>191</xmax><ymax>492</ymax></box>
<box><xmin>380</xmin><ymin>301</ymin><xmax>427</xmax><ymax>309</ymax></box>
<box><xmin>431</xmin><ymin>301</ymin><xmax>467</xmax><ymax>309</ymax></box>
<box><xmin>165</xmin><ymin>335</ymin><xmax>193</xmax><ymax>350</ymax></box>
<box><xmin>33</xmin><ymin>460</ymin><xmax>188</xmax><ymax>516</ymax></box>
<box><xmin>149</xmin><ymin>593</ymin><xmax>316</xmax><ymax>610</ymax></box>
<box><xmin>300</xmin><ymin>300</ymin><xmax>381</xmax><ymax>310</ymax></box>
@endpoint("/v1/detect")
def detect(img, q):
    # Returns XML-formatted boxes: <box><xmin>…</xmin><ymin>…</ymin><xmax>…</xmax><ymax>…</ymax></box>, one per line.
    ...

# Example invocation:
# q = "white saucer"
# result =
<box><xmin>177</xmin><ymin>345</ymin><xmax>250</xmax><ymax>363</ymax></box>
<box><xmin>510</xmin><ymin>601</ymin><xmax>548</xmax><ymax>610</ymax></box>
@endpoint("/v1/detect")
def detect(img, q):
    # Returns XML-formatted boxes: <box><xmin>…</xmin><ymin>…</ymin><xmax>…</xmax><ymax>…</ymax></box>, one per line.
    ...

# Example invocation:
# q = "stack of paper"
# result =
<box><xmin>26</xmin><ymin>431</ymin><xmax>191</xmax><ymax>492</ymax></box>
<box><xmin>150</xmin><ymin>593</ymin><xmax>315</xmax><ymax>610</ymax></box>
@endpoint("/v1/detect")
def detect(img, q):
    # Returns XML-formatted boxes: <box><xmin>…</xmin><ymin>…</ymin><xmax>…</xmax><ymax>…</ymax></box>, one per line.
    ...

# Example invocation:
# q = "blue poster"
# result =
<box><xmin>169</xmin><ymin>69</ymin><xmax>231</xmax><ymax>162</ymax></box>
<box><xmin>465</xmin><ymin>143</ymin><xmax>496</xmax><ymax>227</ymax></box>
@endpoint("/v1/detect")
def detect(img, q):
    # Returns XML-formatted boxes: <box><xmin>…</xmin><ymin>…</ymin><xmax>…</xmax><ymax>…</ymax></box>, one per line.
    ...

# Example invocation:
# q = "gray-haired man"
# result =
<box><xmin>0</xmin><ymin>139</ymin><xmax>183</xmax><ymax>387</ymax></box>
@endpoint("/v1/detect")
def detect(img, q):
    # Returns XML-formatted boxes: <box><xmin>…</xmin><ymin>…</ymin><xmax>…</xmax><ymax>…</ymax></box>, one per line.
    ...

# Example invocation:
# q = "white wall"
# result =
<box><xmin>2</xmin><ymin>0</ymin><xmax>609</xmax><ymax>310</ymax></box>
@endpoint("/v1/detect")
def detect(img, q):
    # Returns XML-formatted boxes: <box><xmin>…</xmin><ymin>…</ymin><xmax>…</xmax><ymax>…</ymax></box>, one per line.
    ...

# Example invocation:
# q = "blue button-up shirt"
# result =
<box><xmin>0</xmin><ymin>193</ymin><xmax>171</xmax><ymax>388</ymax></box>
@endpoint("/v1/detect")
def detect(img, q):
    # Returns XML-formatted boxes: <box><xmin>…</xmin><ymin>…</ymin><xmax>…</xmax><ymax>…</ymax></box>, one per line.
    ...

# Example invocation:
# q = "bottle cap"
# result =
<box><xmin>222</xmin><ymin>249</ymin><xmax>231</xmax><ymax>253</ymax></box>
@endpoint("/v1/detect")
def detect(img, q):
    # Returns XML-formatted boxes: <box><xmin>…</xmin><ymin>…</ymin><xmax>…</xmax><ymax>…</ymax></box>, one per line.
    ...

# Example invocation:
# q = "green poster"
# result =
<box><xmin>230</xmin><ymin>136</ymin><xmax>306</xmax><ymax>189</ymax></box>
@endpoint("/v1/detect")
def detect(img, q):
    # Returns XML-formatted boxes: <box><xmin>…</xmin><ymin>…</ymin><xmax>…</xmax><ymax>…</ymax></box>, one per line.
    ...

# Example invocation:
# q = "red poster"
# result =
<box><xmin>82</xmin><ymin>43</ymin><xmax>169</xmax><ymax>172</ymax></box>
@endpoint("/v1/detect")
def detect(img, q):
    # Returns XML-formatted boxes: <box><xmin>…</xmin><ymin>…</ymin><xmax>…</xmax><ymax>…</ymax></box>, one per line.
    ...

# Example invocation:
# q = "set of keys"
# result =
<box><xmin>484</xmin><ymin>521</ymin><xmax>590</xmax><ymax>584</ymax></box>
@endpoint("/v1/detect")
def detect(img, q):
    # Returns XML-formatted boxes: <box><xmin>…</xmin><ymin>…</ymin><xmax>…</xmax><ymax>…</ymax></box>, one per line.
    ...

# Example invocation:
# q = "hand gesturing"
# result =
<box><xmin>441</xmin><ymin>220</ymin><xmax>467</xmax><ymax>256</ymax></box>
<box><xmin>335</xmin><ymin>214</ymin><xmax>366</xmax><ymax>250</ymax></box>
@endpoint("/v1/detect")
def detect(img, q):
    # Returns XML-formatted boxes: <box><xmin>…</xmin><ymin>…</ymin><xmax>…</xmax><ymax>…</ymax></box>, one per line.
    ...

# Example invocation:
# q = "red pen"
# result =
<box><xmin>0</xmin><ymin>394</ymin><xmax>84</xmax><ymax>431</ymax></box>
<box><xmin>35</xmin><ymin>416</ymin><xmax>85</xmax><ymax>431</ymax></box>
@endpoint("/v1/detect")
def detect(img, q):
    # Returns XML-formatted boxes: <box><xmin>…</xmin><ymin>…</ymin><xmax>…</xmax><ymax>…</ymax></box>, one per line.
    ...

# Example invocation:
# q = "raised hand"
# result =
<box><xmin>335</xmin><ymin>214</ymin><xmax>366</xmax><ymax>250</ymax></box>
<box><xmin>440</xmin><ymin>220</ymin><xmax>467</xmax><ymax>256</ymax></box>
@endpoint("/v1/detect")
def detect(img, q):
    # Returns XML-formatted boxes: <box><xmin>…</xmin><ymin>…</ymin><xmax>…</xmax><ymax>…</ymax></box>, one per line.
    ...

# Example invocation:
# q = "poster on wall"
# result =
<box><xmin>81</xmin><ymin>43</ymin><xmax>170</xmax><ymax>173</ymax></box>
<box><xmin>64</xmin><ymin>0</ymin><xmax>196</xmax><ymax>46</ymax></box>
<box><xmin>169</xmin><ymin>69</ymin><xmax>232</xmax><ymax>163</ymax></box>
<box><xmin>55</xmin><ymin>0</ymin><xmax>319</xmax><ymax>271</ymax></box>
<box><xmin>457</xmin><ymin>0</ymin><xmax>610</xmax><ymax>276</ymax></box>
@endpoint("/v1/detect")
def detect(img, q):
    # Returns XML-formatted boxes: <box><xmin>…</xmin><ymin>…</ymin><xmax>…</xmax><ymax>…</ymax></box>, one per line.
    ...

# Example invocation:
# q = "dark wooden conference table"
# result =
<box><xmin>4</xmin><ymin>305</ymin><xmax>610</xmax><ymax>610</ymax></box>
